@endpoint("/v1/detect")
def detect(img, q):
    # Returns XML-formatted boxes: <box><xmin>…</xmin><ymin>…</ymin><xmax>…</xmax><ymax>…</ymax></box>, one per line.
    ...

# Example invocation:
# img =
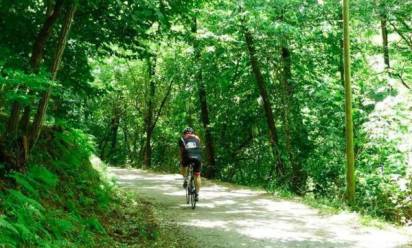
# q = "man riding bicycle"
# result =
<box><xmin>178</xmin><ymin>127</ymin><xmax>201</xmax><ymax>202</ymax></box>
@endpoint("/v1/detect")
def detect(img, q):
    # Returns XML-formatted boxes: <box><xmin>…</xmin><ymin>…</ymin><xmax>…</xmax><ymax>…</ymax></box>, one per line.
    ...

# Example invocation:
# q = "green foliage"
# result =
<box><xmin>0</xmin><ymin>129</ymin><xmax>114</xmax><ymax>247</ymax></box>
<box><xmin>84</xmin><ymin>0</ymin><xmax>411</xmax><ymax>224</ymax></box>
<box><xmin>0</xmin><ymin>0</ymin><xmax>410</xmax><ymax>232</ymax></box>
<box><xmin>356</xmin><ymin>172</ymin><xmax>412</xmax><ymax>223</ymax></box>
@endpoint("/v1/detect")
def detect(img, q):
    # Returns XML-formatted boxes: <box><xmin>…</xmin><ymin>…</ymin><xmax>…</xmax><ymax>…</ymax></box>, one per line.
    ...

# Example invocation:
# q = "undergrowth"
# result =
<box><xmin>0</xmin><ymin>127</ymin><xmax>187</xmax><ymax>247</ymax></box>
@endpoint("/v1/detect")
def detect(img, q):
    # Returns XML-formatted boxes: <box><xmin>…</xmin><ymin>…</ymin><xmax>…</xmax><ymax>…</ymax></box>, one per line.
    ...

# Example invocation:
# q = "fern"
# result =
<box><xmin>0</xmin><ymin>232</ymin><xmax>18</xmax><ymax>248</ymax></box>
<box><xmin>0</xmin><ymin>128</ymin><xmax>113</xmax><ymax>247</ymax></box>
<box><xmin>8</xmin><ymin>165</ymin><xmax>58</xmax><ymax>200</ymax></box>
<box><xmin>27</xmin><ymin>165</ymin><xmax>58</xmax><ymax>188</ymax></box>
<box><xmin>83</xmin><ymin>217</ymin><xmax>105</xmax><ymax>234</ymax></box>
<box><xmin>8</xmin><ymin>173</ymin><xmax>38</xmax><ymax>198</ymax></box>
<box><xmin>4</xmin><ymin>190</ymin><xmax>44</xmax><ymax>212</ymax></box>
<box><xmin>13</xmin><ymin>223</ymin><xmax>33</xmax><ymax>242</ymax></box>
<box><xmin>45</xmin><ymin>211</ymin><xmax>75</xmax><ymax>239</ymax></box>
<box><xmin>0</xmin><ymin>216</ymin><xmax>18</xmax><ymax>235</ymax></box>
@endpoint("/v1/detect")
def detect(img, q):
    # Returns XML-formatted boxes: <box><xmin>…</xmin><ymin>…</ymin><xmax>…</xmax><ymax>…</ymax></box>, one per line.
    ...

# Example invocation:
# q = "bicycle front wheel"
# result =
<box><xmin>186</xmin><ymin>183</ymin><xmax>190</xmax><ymax>204</ymax></box>
<box><xmin>190</xmin><ymin>179</ymin><xmax>196</xmax><ymax>209</ymax></box>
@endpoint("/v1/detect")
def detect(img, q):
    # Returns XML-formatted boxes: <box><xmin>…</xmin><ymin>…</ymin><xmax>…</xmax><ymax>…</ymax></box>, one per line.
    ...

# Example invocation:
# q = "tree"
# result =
<box><xmin>143</xmin><ymin>56</ymin><xmax>156</xmax><ymax>168</ymax></box>
<box><xmin>243</xmin><ymin>27</ymin><xmax>285</xmax><ymax>179</ymax></box>
<box><xmin>192</xmin><ymin>16</ymin><xmax>217</xmax><ymax>178</ymax></box>
<box><xmin>30</xmin><ymin>1</ymin><xmax>78</xmax><ymax>150</ymax></box>
<box><xmin>5</xmin><ymin>0</ymin><xmax>64</xmax><ymax>139</ymax></box>
<box><xmin>380</xmin><ymin>2</ymin><xmax>390</xmax><ymax>71</ymax></box>
<box><xmin>343</xmin><ymin>0</ymin><xmax>355</xmax><ymax>203</ymax></box>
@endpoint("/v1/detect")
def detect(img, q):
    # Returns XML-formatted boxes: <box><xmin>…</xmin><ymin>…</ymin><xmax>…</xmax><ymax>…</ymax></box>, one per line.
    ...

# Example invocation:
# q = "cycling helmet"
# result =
<box><xmin>183</xmin><ymin>127</ymin><xmax>194</xmax><ymax>134</ymax></box>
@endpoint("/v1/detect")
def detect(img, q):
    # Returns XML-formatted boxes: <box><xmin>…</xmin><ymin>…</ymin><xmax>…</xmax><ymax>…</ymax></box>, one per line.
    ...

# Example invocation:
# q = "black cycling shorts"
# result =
<box><xmin>182</xmin><ymin>158</ymin><xmax>201</xmax><ymax>174</ymax></box>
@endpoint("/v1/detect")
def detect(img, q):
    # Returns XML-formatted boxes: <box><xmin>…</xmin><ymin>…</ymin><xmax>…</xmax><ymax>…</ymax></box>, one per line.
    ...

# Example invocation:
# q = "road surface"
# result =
<box><xmin>108</xmin><ymin>167</ymin><xmax>412</xmax><ymax>248</ymax></box>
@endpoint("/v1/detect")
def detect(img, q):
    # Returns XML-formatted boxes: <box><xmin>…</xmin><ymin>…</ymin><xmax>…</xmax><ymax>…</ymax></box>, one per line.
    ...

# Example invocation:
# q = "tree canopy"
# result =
<box><xmin>1</xmin><ymin>0</ymin><xmax>411</xmax><ymax>229</ymax></box>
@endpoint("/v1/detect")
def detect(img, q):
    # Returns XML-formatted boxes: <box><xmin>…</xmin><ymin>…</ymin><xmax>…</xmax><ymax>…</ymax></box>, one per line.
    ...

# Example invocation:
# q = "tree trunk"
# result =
<box><xmin>99</xmin><ymin>117</ymin><xmax>115</xmax><ymax>160</ymax></box>
<box><xmin>144</xmin><ymin>57</ymin><xmax>156</xmax><ymax>168</ymax></box>
<box><xmin>243</xmin><ymin>28</ymin><xmax>285</xmax><ymax>178</ymax></box>
<box><xmin>30</xmin><ymin>0</ymin><xmax>65</xmax><ymax>72</ymax></box>
<box><xmin>108</xmin><ymin>114</ymin><xmax>120</xmax><ymax>159</ymax></box>
<box><xmin>20</xmin><ymin>106</ymin><xmax>31</xmax><ymax>133</ymax></box>
<box><xmin>192</xmin><ymin>17</ymin><xmax>217</xmax><ymax>178</ymax></box>
<box><xmin>30</xmin><ymin>3</ymin><xmax>77</xmax><ymax>149</ymax></box>
<box><xmin>144</xmin><ymin>128</ymin><xmax>153</xmax><ymax>168</ymax></box>
<box><xmin>6</xmin><ymin>103</ymin><xmax>21</xmax><ymax>136</ymax></box>
<box><xmin>138</xmin><ymin>135</ymin><xmax>146</xmax><ymax>164</ymax></box>
<box><xmin>122</xmin><ymin>123</ymin><xmax>131</xmax><ymax>162</ymax></box>
<box><xmin>280</xmin><ymin>46</ymin><xmax>306</xmax><ymax>193</ymax></box>
<box><xmin>380</xmin><ymin>3</ymin><xmax>398</xmax><ymax>89</ymax></box>
<box><xmin>3</xmin><ymin>0</ymin><xmax>64</xmax><ymax>141</ymax></box>
<box><xmin>45</xmin><ymin>0</ymin><xmax>54</xmax><ymax>17</ymax></box>
<box><xmin>130</xmin><ymin>131</ymin><xmax>137</xmax><ymax>163</ymax></box>
<box><xmin>343</xmin><ymin>0</ymin><xmax>355</xmax><ymax>203</ymax></box>
<box><xmin>99</xmin><ymin>125</ymin><xmax>110</xmax><ymax>160</ymax></box>
<box><xmin>380</xmin><ymin>13</ymin><xmax>390</xmax><ymax>70</ymax></box>
<box><xmin>199</xmin><ymin>82</ymin><xmax>216</xmax><ymax>178</ymax></box>
<box><xmin>338</xmin><ymin>12</ymin><xmax>345</xmax><ymax>87</ymax></box>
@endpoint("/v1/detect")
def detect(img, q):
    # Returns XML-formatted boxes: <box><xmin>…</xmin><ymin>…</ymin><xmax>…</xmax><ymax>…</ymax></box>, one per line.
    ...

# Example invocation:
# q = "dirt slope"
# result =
<box><xmin>108</xmin><ymin>167</ymin><xmax>412</xmax><ymax>248</ymax></box>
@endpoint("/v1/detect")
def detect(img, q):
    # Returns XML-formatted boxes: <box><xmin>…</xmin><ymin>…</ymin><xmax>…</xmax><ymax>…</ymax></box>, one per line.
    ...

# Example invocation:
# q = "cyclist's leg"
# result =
<box><xmin>180</xmin><ymin>165</ymin><xmax>188</xmax><ymax>178</ymax></box>
<box><xmin>193</xmin><ymin>159</ymin><xmax>201</xmax><ymax>195</ymax></box>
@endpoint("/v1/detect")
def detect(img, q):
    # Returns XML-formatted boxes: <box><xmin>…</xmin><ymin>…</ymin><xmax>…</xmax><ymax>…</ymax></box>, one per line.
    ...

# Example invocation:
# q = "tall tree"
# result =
<box><xmin>142</xmin><ymin>54</ymin><xmax>174</xmax><ymax>168</ymax></box>
<box><xmin>192</xmin><ymin>17</ymin><xmax>217</xmax><ymax>178</ymax></box>
<box><xmin>379</xmin><ymin>1</ymin><xmax>390</xmax><ymax>74</ymax></box>
<box><xmin>243</xmin><ymin>27</ymin><xmax>285</xmax><ymax>178</ymax></box>
<box><xmin>343</xmin><ymin>0</ymin><xmax>355</xmax><ymax>203</ymax></box>
<box><xmin>30</xmin><ymin>1</ymin><xmax>78</xmax><ymax>149</ymax></box>
<box><xmin>279</xmin><ymin>45</ymin><xmax>306</xmax><ymax>193</ymax></box>
<box><xmin>5</xmin><ymin>0</ymin><xmax>65</xmax><ymax>138</ymax></box>
<box><xmin>108</xmin><ymin>105</ymin><xmax>121</xmax><ymax>159</ymax></box>
<box><xmin>144</xmin><ymin>56</ymin><xmax>156</xmax><ymax>168</ymax></box>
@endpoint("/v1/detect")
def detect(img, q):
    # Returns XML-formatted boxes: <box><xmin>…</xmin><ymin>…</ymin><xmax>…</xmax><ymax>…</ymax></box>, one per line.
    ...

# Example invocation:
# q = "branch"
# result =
<box><xmin>396</xmin><ymin>16</ymin><xmax>412</xmax><ymax>32</ymax></box>
<box><xmin>389</xmin><ymin>22</ymin><xmax>412</xmax><ymax>51</ymax></box>
<box><xmin>391</xmin><ymin>71</ymin><xmax>411</xmax><ymax>89</ymax></box>
<box><xmin>150</xmin><ymin>78</ymin><xmax>174</xmax><ymax>132</ymax></box>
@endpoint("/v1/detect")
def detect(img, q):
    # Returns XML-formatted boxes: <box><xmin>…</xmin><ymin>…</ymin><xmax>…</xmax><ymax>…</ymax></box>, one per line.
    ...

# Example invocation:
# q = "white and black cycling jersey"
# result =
<box><xmin>179</xmin><ymin>135</ymin><xmax>201</xmax><ymax>160</ymax></box>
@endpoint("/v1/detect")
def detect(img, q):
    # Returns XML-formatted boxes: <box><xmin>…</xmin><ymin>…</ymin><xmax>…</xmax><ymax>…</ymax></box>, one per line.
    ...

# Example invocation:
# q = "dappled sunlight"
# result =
<box><xmin>182</xmin><ymin>219</ymin><xmax>228</xmax><ymax>229</ymax></box>
<box><xmin>192</xmin><ymin>202</ymin><xmax>217</xmax><ymax>209</ymax></box>
<box><xmin>212</xmin><ymin>199</ymin><xmax>237</xmax><ymax>206</ymax></box>
<box><xmin>109</xmin><ymin>167</ymin><xmax>412</xmax><ymax>248</ymax></box>
<box><xmin>117</xmin><ymin>174</ymin><xmax>144</xmax><ymax>180</ymax></box>
<box><xmin>235</xmin><ymin>220</ymin><xmax>321</xmax><ymax>241</ymax></box>
<box><xmin>223</xmin><ymin>209</ymin><xmax>266</xmax><ymax>215</ymax></box>
<box><xmin>252</xmin><ymin>199</ymin><xmax>318</xmax><ymax>215</ymax></box>
<box><xmin>164</xmin><ymin>191</ymin><xmax>185</xmax><ymax>196</ymax></box>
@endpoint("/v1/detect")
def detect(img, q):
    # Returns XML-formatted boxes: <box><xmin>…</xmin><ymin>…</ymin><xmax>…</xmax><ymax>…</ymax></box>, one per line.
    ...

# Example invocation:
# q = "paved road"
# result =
<box><xmin>108</xmin><ymin>167</ymin><xmax>412</xmax><ymax>248</ymax></box>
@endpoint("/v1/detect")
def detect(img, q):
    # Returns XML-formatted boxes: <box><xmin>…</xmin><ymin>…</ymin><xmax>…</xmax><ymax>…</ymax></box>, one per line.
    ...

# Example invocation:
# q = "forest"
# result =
<box><xmin>0</xmin><ymin>0</ymin><xmax>411</xmax><ymax>247</ymax></box>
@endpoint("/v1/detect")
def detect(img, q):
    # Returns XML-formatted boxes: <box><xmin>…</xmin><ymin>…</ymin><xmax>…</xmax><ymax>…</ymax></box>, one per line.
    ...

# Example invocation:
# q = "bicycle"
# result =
<box><xmin>185</xmin><ymin>162</ymin><xmax>197</xmax><ymax>209</ymax></box>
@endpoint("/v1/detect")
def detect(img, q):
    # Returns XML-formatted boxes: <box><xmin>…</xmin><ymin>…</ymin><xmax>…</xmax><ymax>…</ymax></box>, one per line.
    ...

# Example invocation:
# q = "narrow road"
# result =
<box><xmin>108</xmin><ymin>167</ymin><xmax>411</xmax><ymax>248</ymax></box>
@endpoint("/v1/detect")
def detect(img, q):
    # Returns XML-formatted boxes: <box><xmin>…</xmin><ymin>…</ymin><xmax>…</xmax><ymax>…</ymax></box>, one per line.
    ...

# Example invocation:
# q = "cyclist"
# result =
<box><xmin>178</xmin><ymin>127</ymin><xmax>201</xmax><ymax>201</ymax></box>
